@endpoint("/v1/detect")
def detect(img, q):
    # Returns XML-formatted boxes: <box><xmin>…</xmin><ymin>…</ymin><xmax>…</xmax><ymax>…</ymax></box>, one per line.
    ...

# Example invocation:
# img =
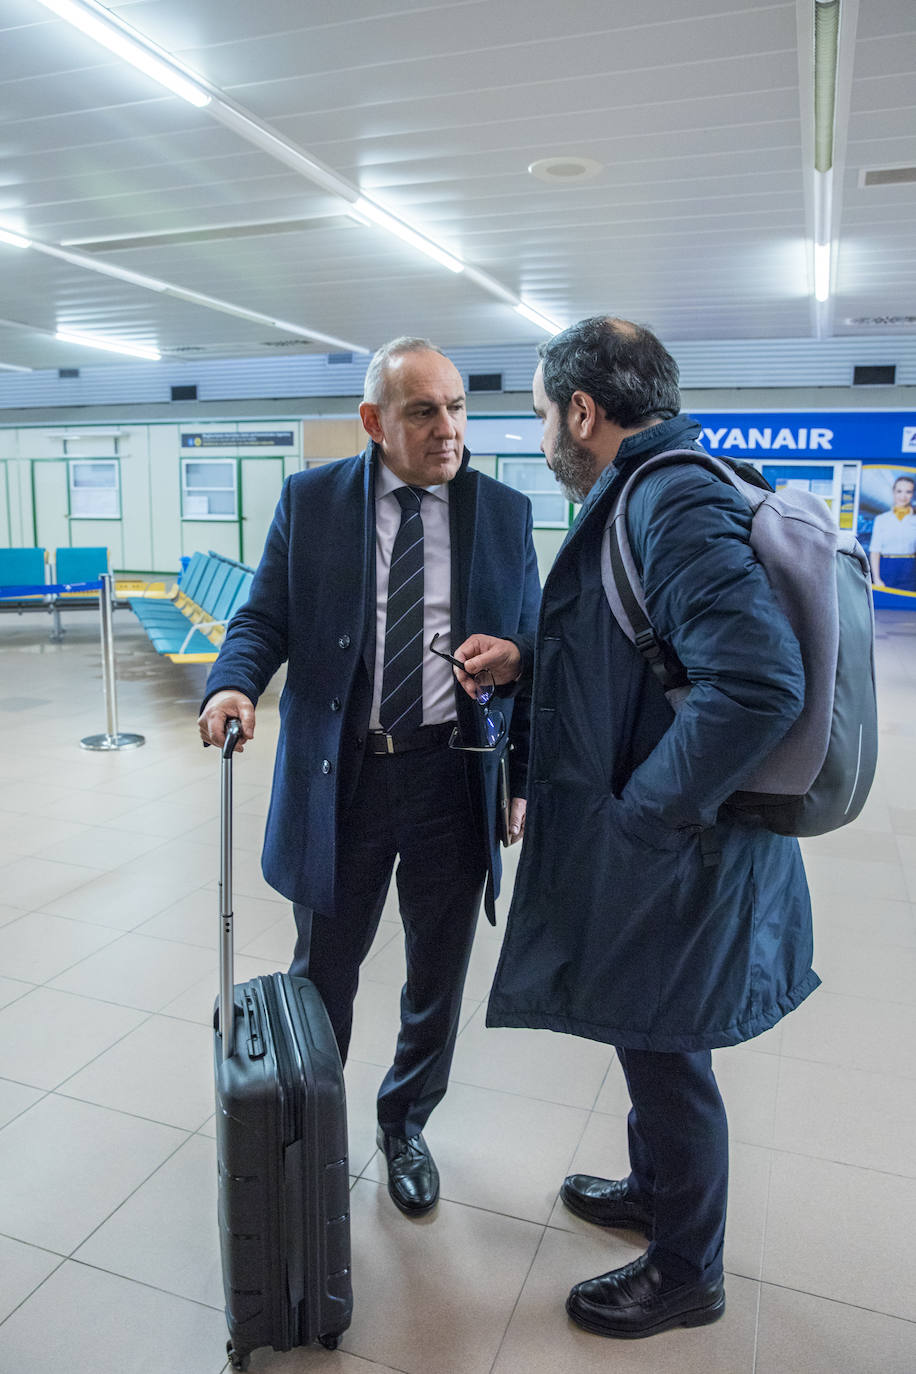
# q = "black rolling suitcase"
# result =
<box><xmin>213</xmin><ymin>718</ymin><xmax>352</xmax><ymax>1370</ymax></box>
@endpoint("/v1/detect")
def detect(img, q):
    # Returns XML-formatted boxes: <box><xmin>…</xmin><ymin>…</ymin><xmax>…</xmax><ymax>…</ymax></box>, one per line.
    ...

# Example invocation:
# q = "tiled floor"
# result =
<box><xmin>0</xmin><ymin>607</ymin><xmax>915</xmax><ymax>1373</ymax></box>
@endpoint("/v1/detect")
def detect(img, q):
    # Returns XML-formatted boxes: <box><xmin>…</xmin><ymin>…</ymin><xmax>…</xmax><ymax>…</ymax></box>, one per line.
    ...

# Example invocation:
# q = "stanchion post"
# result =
<box><xmin>80</xmin><ymin>573</ymin><xmax>145</xmax><ymax>752</ymax></box>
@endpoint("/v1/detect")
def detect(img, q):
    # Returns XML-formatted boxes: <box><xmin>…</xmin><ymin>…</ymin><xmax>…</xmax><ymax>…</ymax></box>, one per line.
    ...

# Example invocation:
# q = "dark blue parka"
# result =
<box><xmin>487</xmin><ymin>417</ymin><xmax>820</xmax><ymax>1051</ymax></box>
<box><xmin>205</xmin><ymin>442</ymin><xmax>541</xmax><ymax>924</ymax></box>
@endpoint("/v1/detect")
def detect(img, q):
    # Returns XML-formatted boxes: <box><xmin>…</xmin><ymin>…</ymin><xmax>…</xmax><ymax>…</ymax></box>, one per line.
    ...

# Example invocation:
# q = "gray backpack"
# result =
<box><xmin>602</xmin><ymin>449</ymin><xmax>878</xmax><ymax>837</ymax></box>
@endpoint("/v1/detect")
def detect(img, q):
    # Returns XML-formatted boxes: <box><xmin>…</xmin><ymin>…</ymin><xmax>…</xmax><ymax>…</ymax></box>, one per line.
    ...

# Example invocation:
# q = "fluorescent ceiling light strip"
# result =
<box><xmin>37</xmin><ymin>242</ymin><xmax>170</xmax><ymax>291</ymax></box>
<box><xmin>56</xmin><ymin>329</ymin><xmax>161</xmax><ymax>360</ymax></box>
<box><xmin>813</xmin><ymin>243</ymin><xmax>831</xmax><ymax>303</ymax></box>
<box><xmin>461</xmin><ymin>264</ymin><xmax>519</xmax><ymax>305</ymax></box>
<box><xmin>159</xmin><ymin>285</ymin><xmax>367</xmax><ymax>353</ymax></box>
<box><xmin>814</xmin><ymin>245</ymin><xmax>830</xmax><ymax>302</ymax></box>
<box><xmin>813</xmin><ymin>169</ymin><xmax>832</xmax><ymax>246</ymax></box>
<box><xmin>351</xmin><ymin>199</ymin><xmax>464</xmax><ymax>273</ymax></box>
<box><xmin>0</xmin><ymin>228</ymin><xmax>31</xmax><ymax>249</ymax></box>
<box><xmin>28</xmin><ymin>11</ymin><xmax>568</xmax><ymax>341</ymax></box>
<box><xmin>34</xmin><ymin>0</ymin><xmax>210</xmax><ymax>107</ymax></box>
<box><xmin>28</xmin><ymin>236</ymin><xmax>367</xmax><ymax>353</ymax></box>
<box><xmin>515</xmin><ymin>302</ymin><xmax>563</xmax><ymax>334</ymax></box>
<box><xmin>269</xmin><ymin>318</ymin><xmax>370</xmax><ymax>353</ymax></box>
<box><xmin>813</xmin><ymin>0</ymin><xmax>840</xmax><ymax>173</ymax></box>
<box><xmin>208</xmin><ymin>103</ymin><xmax>356</xmax><ymax>201</ymax></box>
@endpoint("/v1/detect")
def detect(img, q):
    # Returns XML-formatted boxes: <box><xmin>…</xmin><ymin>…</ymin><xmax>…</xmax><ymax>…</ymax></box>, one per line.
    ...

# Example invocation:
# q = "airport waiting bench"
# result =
<box><xmin>0</xmin><ymin>547</ymin><xmax>119</xmax><ymax>638</ymax></box>
<box><xmin>129</xmin><ymin>551</ymin><xmax>254</xmax><ymax>664</ymax></box>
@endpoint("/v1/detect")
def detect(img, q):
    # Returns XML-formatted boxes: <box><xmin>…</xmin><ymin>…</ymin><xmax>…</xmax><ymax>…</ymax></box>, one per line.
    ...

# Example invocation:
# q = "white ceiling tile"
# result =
<box><xmin>0</xmin><ymin>0</ymin><xmax>911</xmax><ymax>371</ymax></box>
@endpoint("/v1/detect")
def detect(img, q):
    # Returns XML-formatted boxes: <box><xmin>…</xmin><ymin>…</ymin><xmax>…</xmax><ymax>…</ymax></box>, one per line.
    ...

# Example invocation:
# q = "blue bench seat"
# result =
<box><xmin>128</xmin><ymin>551</ymin><xmax>253</xmax><ymax>663</ymax></box>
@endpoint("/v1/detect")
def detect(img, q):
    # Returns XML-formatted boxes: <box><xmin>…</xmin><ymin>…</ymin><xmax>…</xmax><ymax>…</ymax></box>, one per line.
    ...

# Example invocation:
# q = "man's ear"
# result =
<box><xmin>359</xmin><ymin>401</ymin><xmax>384</xmax><ymax>443</ymax></box>
<box><xmin>568</xmin><ymin>389</ymin><xmax>598</xmax><ymax>440</ymax></box>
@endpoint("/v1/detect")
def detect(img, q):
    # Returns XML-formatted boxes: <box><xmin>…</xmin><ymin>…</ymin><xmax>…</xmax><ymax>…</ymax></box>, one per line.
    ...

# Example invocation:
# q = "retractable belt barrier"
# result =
<box><xmin>0</xmin><ymin>579</ymin><xmax>103</xmax><ymax>598</ymax></box>
<box><xmin>80</xmin><ymin>573</ymin><xmax>145</xmax><ymax>754</ymax></box>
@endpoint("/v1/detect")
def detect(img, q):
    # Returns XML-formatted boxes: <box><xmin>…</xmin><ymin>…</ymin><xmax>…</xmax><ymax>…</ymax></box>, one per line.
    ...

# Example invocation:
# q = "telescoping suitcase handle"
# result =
<box><xmin>218</xmin><ymin>717</ymin><xmax>243</xmax><ymax>1061</ymax></box>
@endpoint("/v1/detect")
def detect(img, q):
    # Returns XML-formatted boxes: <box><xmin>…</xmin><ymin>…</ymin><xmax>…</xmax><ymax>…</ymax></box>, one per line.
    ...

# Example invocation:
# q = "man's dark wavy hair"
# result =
<box><xmin>537</xmin><ymin>316</ymin><xmax>680</xmax><ymax>428</ymax></box>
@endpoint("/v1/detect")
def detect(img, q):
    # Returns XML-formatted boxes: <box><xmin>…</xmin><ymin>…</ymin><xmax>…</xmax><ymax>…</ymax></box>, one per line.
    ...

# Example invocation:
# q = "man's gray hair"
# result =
<box><xmin>363</xmin><ymin>337</ymin><xmax>447</xmax><ymax>406</ymax></box>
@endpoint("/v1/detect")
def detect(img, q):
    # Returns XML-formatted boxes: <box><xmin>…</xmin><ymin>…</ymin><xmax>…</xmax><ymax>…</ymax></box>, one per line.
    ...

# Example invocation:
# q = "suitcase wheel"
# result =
<box><xmin>318</xmin><ymin>1334</ymin><xmax>340</xmax><ymax>1351</ymax></box>
<box><xmin>226</xmin><ymin>1340</ymin><xmax>250</xmax><ymax>1371</ymax></box>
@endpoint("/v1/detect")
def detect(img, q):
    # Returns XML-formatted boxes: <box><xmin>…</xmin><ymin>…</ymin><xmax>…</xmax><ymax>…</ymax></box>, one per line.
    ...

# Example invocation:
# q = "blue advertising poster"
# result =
<box><xmin>858</xmin><ymin>463</ymin><xmax>916</xmax><ymax>606</ymax></box>
<box><xmin>688</xmin><ymin>412</ymin><xmax>916</xmax><ymax>608</ymax></box>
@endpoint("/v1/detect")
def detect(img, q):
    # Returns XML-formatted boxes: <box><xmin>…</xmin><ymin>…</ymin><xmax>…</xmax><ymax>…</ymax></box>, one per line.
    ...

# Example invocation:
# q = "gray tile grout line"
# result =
<box><xmin>9</xmin><ymin>1058</ymin><xmax>916</xmax><ymax>1193</ymax></box>
<box><xmin>750</xmin><ymin>1277</ymin><xmax>763</xmax><ymax>1374</ymax></box>
<box><xmin>0</xmin><ymin>1251</ymin><xmax>69</xmax><ymax>1335</ymax></box>
<box><xmin>487</xmin><ymin>1217</ymin><xmax>551</xmax><ymax>1374</ymax></box>
<box><xmin>754</xmin><ymin>1278</ymin><xmax>916</xmax><ymax>1326</ymax></box>
<box><xmin>3</xmin><ymin>622</ymin><xmax>916</xmax><ymax>1363</ymax></box>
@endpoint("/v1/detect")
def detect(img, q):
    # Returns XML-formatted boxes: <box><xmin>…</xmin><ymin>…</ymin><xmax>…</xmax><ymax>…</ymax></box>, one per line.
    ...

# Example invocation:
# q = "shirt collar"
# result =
<box><xmin>376</xmin><ymin>455</ymin><xmax>449</xmax><ymax>504</ymax></box>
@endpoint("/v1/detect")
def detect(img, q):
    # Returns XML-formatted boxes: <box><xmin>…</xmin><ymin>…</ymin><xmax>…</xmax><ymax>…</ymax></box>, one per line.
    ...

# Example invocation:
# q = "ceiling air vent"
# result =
<box><xmin>846</xmin><ymin>315</ymin><xmax>916</xmax><ymax>327</ymax></box>
<box><xmin>261</xmin><ymin>339</ymin><xmax>305</xmax><ymax>348</ymax></box>
<box><xmin>327</xmin><ymin>353</ymin><xmax>354</xmax><ymax>365</ymax></box>
<box><xmin>58</xmin><ymin>368</ymin><xmax>79</xmax><ymax>378</ymax></box>
<box><xmin>171</xmin><ymin>384</ymin><xmax>198</xmax><ymax>402</ymax></box>
<box><xmin>853</xmin><ymin>365</ymin><xmax>896</xmax><ymax>386</ymax></box>
<box><xmin>467</xmin><ymin>372</ymin><xmax>503</xmax><ymax>393</ymax></box>
<box><xmin>860</xmin><ymin>165</ymin><xmax>916</xmax><ymax>188</ymax></box>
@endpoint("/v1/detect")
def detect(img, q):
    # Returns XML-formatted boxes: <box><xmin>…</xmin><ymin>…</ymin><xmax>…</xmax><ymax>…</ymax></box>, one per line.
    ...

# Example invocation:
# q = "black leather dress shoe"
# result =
<box><xmin>560</xmin><ymin>1175</ymin><xmax>653</xmax><ymax>1237</ymax></box>
<box><xmin>567</xmin><ymin>1253</ymin><xmax>725</xmax><ymax>1339</ymax></box>
<box><xmin>376</xmin><ymin>1127</ymin><xmax>439</xmax><ymax>1215</ymax></box>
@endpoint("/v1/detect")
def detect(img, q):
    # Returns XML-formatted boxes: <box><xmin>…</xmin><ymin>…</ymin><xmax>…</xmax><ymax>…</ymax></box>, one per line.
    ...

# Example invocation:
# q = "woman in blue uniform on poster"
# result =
<box><xmin>860</xmin><ymin>468</ymin><xmax>916</xmax><ymax>594</ymax></box>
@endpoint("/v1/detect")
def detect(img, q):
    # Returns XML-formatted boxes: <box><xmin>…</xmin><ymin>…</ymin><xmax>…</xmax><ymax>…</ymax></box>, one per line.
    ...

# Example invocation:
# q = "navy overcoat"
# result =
<box><xmin>205</xmin><ymin>442</ymin><xmax>541</xmax><ymax>922</ymax></box>
<box><xmin>487</xmin><ymin>418</ymin><xmax>820</xmax><ymax>1051</ymax></box>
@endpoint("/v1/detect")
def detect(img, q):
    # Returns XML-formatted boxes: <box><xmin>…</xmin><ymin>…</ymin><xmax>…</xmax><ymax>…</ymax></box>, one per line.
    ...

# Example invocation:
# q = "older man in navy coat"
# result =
<box><xmin>199</xmin><ymin>338</ymin><xmax>540</xmax><ymax>1215</ymax></box>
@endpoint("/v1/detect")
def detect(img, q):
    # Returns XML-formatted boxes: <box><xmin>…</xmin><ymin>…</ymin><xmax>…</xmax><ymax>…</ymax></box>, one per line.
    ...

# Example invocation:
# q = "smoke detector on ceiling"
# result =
<box><xmin>528</xmin><ymin>156</ymin><xmax>602</xmax><ymax>184</ymax></box>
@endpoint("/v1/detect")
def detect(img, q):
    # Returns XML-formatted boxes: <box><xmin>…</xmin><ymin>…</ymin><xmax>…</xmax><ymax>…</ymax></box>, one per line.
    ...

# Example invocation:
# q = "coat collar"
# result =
<box><xmin>362</xmin><ymin>438</ymin><xmax>472</xmax><ymax>489</ymax></box>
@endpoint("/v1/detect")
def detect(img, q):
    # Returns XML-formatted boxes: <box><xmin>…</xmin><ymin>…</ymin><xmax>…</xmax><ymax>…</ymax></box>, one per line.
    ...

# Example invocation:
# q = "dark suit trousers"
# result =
<box><xmin>616</xmin><ymin>1047</ymin><xmax>729</xmax><ymax>1283</ymax></box>
<box><xmin>290</xmin><ymin>742</ymin><xmax>487</xmax><ymax>1139</ymax></box>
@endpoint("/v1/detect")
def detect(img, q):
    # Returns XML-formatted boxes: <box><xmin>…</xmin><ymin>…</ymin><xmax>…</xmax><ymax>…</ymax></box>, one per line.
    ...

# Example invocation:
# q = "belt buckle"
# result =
<box><xmin>383</xmin><ymin>732</ymin><xmax>396</xmax><ymax>755</ymax></box>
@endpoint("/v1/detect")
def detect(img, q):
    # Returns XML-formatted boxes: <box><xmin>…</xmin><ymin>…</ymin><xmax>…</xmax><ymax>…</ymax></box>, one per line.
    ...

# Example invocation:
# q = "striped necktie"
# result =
<box><xmin>379</xmin><ymin>485</ymin><xmax>426</xmax><ymax>737</ymax></box>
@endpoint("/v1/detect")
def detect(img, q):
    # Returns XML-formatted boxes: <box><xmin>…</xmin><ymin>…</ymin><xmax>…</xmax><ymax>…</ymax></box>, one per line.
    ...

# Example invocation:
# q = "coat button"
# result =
<box><xmin>338</xmin><ymin>634</ymin><xmax>351</xmax><ymax>649</ymax></box>
<box><xmin>321</xmin><ymin>759</ymin><xmax>332</xmax><ymax>774</ymax></box>
<box><xmin>330</xmin><ymin>697</ymin><xmax>341</xmax><ymax>711</ymax></box>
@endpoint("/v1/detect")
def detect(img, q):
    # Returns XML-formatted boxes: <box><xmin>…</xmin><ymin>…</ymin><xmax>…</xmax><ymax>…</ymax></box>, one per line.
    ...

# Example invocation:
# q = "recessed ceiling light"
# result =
<box><xmin>528</xmin><ymin>156</ymin><xmax>602</xmax><ymax>184</ymax></box>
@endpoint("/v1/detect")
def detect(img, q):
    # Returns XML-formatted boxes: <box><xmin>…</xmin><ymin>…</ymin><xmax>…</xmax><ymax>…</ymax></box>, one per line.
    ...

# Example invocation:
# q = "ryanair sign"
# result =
<box><xmin>700</xmin><ymin>425</ymin><xmax>833</xmax><ymax>451</ymax></box>
<box><xmin>469</xmin><ymin>409</ymin><xmax>916</xmax><ymax>461</ymax></box>
<box><xmin>692</xmin><ymin>411</ymin><xmax>916</xmax><ymax>460</ymax></box>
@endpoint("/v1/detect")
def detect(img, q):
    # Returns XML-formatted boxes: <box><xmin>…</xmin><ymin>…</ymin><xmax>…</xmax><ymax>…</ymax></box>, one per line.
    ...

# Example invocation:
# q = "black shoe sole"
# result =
<box><xmin>565</xmin><ymin>1292</ymin><xmax>725</xmax><ymax>1339</ymax></box>
<box><xmin>559</xmin><ymin>1184</ymin><xmax>653</xmax><ymax>1238</ymax></box>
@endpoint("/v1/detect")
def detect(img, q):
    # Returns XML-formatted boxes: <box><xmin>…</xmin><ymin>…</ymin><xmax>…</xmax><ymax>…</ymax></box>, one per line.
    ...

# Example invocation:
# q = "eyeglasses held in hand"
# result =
<box><xmin>429</xmin><ymin>633</ymin><xmax>507</xmax><ymax>752</ymax></box>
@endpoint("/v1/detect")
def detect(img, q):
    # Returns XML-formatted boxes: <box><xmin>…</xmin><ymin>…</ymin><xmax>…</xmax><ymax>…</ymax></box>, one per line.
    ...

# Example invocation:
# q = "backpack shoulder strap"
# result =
<box><xmin>601</xmin><ymin>448</ymin><xmax>761</xmax><ymax>691</ymax></box>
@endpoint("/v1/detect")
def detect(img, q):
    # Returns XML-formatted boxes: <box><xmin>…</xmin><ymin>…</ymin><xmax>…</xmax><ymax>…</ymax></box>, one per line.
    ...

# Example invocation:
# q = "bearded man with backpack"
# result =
<box><xmin>455</xmin><ymin>316</ymin><xmax>868</xmax><ymax>1341</ymax></box>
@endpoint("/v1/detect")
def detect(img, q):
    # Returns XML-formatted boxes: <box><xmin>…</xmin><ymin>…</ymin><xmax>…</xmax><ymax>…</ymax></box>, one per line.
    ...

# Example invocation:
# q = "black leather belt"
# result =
<box><xmin>364</xmin><ymin>722</ymin><xmax>455</xmax><ymax>755</ymax></box>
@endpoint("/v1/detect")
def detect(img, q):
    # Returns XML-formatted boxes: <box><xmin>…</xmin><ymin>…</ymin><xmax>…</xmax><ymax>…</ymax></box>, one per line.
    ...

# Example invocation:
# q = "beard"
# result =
<box><xmin>549</xmin><ymin>418</ymin><xmax>597</xmax><ymax>504</ymax></box>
